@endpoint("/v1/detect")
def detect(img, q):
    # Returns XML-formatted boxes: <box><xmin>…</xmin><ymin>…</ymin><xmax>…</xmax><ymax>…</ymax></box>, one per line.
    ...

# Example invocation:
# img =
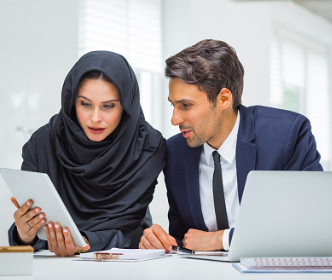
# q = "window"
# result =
<box><xmin>270</xmin><ymin>27</ymin><xmax>330</xmax><ymax>169</ymax></box>
<box><xmin>78</xmin><ymin>0</ymin><xmax>163</xmax><ymax>125</ymax></box>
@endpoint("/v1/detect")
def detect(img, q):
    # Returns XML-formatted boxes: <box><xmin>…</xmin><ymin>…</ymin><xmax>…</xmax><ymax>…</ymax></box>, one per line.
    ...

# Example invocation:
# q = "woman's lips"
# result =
<box><xmin>88</xmin><ymin>127</ymin><xmax>105</xmax><ymax>134</ymax></box>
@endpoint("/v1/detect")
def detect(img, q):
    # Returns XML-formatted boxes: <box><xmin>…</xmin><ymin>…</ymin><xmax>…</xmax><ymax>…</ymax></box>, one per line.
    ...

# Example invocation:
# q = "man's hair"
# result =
<box><xmin>165</xmin><ymin>39</ymin><xmax>244</xmax><ymax>110</ymax></box>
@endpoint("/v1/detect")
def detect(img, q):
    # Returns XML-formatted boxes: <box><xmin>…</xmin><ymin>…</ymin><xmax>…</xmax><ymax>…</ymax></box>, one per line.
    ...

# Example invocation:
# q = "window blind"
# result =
<box><xmin>79</xmin><ymin>0</ymin><xmax>163</xmax><ymax>73</ymax></box>
<box><xmin>270</xmin><ymin>28</ymin><xmax>330</xmax><ymax>165</ymax></box>
<box><xmin>78</xmin><ymin>0</ymin><xmax>163</xmax><ymax>125</ymax></box>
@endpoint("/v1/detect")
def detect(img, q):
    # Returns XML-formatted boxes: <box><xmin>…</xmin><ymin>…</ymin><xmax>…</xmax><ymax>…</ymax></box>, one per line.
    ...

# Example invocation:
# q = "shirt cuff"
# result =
<box><xmin>222</xmin><ymin>229</ymin><xmax>230</xmax><ymax>251</ymax></box>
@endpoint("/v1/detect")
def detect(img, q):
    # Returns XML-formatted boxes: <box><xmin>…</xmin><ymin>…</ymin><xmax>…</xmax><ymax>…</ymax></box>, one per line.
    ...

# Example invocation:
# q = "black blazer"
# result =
<box><xmin>164</xmin><ymin>105</ymin><xmax>323</xmax><ymax>246</ymax></box>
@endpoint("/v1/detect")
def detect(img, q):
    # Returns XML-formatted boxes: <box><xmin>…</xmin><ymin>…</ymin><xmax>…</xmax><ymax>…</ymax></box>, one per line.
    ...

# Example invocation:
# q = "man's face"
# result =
<box><xmin>168</xmin><ymin>78</ymin><xmax>223</xmax><ymax>149</ymax></box>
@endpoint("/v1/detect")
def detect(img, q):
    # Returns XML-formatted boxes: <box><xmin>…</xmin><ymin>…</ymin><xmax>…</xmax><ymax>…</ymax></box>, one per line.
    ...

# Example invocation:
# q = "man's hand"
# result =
<box><xmin>44</xmin><ymin>222</ymin><xmax>90</xmax><ymax>257</ymax></box>
<box><xmin>139</xmin><ymin>224</ymin><xmax>177</xmax><ymax>253</ymax></box>
<box><xmin>182</xmin><ymin>229</ymin><xmax>224</xmax><ymax>251</ymax></box>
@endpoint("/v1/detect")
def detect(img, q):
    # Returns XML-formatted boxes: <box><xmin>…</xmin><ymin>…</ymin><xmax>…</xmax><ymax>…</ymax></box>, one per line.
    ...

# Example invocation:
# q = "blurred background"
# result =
<box><xmin>0</xmin><ymin>0</ymin><xmax>331</xmax><ymax>245</ymax></box>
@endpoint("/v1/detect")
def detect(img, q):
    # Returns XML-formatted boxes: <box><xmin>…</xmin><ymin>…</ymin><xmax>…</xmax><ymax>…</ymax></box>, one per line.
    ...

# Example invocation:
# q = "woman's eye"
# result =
<box><xmin>81</xmin><ymin>102</ymin><xmax>91</xmax><ymax>108</ymax></box>
<box><xmin>104</xmin><ymin>104</ymin><xmax>115</xmax><ymax>109</ymax></box>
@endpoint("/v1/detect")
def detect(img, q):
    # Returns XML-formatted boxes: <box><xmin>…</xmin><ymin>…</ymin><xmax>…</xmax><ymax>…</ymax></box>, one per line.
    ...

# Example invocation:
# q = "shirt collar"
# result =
<box><xmin>203</xmin><ymin>110</ymin><xmax>240</xmax><ymax>165</ymax></box>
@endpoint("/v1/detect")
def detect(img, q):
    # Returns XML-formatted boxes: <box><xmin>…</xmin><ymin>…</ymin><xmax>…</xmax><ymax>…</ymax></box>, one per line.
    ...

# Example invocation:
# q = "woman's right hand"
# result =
<box><xmin>11</xmin><ymin>197</ymin><xmax>46</xmax><ymax>244</ymax></box>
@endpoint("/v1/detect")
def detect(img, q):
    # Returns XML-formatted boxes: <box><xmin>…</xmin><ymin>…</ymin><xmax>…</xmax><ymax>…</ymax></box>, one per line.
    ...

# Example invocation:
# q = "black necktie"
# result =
<box><xmin>212</xmin><ymin>151</ymin><xmax>229</xmax><ymax>230</ymax></box>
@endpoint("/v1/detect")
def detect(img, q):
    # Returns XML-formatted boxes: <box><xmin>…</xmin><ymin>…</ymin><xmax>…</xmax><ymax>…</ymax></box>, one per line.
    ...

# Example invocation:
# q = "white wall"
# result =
<box><xmin>162</xmin><ymin>0</ymin><xmax>332</xmax><ymax>139</ymax></box>
<box><xmin>0</xmin><ymin>0</ymin><xmax>80</xmax><ymax>245</ymax></box>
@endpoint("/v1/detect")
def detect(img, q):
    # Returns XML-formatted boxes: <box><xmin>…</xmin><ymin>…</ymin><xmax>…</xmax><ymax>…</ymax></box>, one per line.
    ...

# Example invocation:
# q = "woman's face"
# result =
<box><xmin>75</xmin><ymin>79</ymin><xmax>123</xmax><ymax>142</ymax></box>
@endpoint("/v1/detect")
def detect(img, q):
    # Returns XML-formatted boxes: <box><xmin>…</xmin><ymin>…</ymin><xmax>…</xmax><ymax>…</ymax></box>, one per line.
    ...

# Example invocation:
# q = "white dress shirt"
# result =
<box><xmin>199</xmin><ymin>111</ymin><xmax>240</xmax><ymax>251</ymax></box>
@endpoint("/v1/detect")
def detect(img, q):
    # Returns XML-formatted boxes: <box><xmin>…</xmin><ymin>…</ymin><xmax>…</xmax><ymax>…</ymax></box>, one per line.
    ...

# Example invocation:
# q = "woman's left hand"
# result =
<box><xmin>44</xmin><ymin>222</ymin><xmax>90</xmax><ymax>257</ymax></box>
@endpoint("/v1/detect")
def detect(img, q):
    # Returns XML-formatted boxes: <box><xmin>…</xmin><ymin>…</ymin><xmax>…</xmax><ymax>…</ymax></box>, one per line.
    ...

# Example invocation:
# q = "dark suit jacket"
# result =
<box><xmin>164</xmin><ymin>105</ymin><xmax>323</xmax><ymax>246</ymax></box>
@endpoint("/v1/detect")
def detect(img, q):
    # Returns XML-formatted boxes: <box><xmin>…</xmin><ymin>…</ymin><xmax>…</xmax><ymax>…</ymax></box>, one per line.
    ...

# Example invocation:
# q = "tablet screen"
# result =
<box><xmin>1</xmin><ymin>168</ymin><xmax>86</xmax><ymax>248</ymax></box>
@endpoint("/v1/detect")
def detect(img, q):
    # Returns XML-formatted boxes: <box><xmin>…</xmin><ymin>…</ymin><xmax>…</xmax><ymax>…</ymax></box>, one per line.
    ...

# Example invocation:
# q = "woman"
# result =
<box><xmin>8</xmin><ymin>51</ymin><xmax>166</xmax><ymax>257</ymax></box>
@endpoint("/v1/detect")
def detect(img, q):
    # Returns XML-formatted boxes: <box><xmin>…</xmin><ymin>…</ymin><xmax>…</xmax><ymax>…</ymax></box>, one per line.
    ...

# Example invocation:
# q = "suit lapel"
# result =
<box><xmin>184</xmin><ymin>146</ymin><xmax>208</xmax><ymax>231</ymax></box>
<box><xmin>236</xmin><ymin>105</ymin><xmax>256</xmax><ymax>203</ymax></box>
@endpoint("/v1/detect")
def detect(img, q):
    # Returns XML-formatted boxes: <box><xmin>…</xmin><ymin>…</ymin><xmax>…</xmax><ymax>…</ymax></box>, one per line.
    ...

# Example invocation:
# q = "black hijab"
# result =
<box><xmin>19</xmin><ymin>51</ymin><xmax>165</xmax><ymax>249</ymax></box>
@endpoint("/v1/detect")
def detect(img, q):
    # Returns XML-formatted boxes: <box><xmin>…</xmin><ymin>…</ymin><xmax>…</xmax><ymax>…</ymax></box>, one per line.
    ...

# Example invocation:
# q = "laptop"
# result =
<box><xmin>185</xmin><ymin>170</ymin><xmax>332</xmax><ymax>262</ymax></box>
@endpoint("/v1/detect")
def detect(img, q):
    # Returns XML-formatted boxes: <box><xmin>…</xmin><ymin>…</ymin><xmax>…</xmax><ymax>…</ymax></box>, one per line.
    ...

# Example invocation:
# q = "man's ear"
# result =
<box><xmin>217</xmin><ymin>88</ymin><xmax>233</xmax><ymax>109</ymax></box>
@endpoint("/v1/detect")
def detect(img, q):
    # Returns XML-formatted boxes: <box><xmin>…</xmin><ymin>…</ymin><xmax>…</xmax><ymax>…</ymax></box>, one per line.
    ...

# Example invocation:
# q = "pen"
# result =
<box><xmin>172</xmin><ymin>245</ymin><xmax>195</xmax><ymax>254</ymax></box>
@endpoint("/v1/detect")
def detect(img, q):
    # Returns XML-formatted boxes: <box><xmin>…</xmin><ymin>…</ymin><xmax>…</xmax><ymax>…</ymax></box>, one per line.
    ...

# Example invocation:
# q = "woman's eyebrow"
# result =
<box><xmin>77</xmin><ymin>96</ymin><xmax>120</xmax><ymax>103</ymax></box>
<box><xmin>77</xmin><ymin>95</ymin><xmax>91</xmax><ymax>101</ymax></box>
<box><xmin>102</xmin><ymin>99</ymin><xmax>120</xmax><ymax>103</ymax></box>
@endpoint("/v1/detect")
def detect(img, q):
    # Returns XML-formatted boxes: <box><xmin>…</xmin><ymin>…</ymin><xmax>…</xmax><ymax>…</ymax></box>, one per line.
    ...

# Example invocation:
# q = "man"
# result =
<box><xmin>139</xmin><ymin>39</ymin><xmax>322</xmax><ymax>253</ymax></box>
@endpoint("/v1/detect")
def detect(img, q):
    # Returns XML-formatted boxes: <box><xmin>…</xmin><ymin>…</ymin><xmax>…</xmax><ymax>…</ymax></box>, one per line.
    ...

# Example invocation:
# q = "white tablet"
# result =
<box><xmin>0</xmin><ymin>168</ymin><xmax>86</xmax><ymax>248</ymax></box>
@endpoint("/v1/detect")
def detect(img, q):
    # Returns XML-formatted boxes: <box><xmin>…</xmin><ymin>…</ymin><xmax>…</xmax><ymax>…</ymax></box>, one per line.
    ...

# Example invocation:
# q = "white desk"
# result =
<box><xmin>2</xmin><ymin>252</ymin><xmax>331</xmax><ymax>280</ymax></box>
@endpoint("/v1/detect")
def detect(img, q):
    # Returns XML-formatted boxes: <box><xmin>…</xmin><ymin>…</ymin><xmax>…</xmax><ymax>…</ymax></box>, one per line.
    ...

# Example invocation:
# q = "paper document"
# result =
<box><xmin>77</xmin><ymin>248</ymin><xmax>166</xmax><ymax>262</ymax></box>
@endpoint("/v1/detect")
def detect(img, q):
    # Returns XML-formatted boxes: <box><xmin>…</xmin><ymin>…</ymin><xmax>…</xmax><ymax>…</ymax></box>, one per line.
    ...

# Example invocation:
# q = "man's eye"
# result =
<box><xmin>182</xmin><ymin>103</ymin><xmax>191</xmax><ymax>109</ymax></box>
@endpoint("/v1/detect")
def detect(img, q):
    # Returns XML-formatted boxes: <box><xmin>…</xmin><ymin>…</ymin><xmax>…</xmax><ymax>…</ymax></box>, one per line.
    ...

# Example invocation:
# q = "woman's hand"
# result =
<box><xmin>11</xmin><ymin>196</ymin><xmax>46</xmax><ymax>244</ymax></box>
<box><xmin>44</xmin><ymin>222</ymin><xmax>90</xmax><ymax>257</ymax></box>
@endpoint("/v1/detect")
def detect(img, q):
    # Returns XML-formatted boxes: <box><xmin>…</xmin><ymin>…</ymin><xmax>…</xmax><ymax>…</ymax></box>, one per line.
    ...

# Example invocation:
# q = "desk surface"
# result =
<box><xmin>2</xmin><ymin>251</ymin><xmax>331</xmax><ymax>280</ymax></box>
